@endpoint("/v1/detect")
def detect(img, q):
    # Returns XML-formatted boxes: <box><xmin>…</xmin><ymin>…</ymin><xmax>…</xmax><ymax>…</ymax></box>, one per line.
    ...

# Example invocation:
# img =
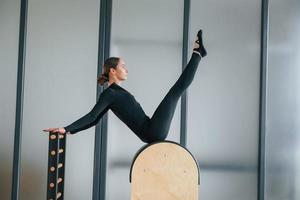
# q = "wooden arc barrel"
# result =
<box><xmin>130</xmin><ymin>140</ymin><xmax>200</xmax><ymax>200</ymax></box>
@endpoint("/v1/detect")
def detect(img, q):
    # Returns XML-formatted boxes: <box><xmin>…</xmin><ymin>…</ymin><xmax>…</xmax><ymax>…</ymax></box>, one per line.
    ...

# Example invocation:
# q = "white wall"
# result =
<box><xmin>19</xmin><ymin>0</ymin><xmax>100</xmax><ymax>199</ymax></box>
<box><xmin>107</xmin><ymin>0</ymin><xmax>184</xmax><ymax>199</ymax></box>
<box><xmin>187</xmin><ymin>0</ymin><xmax>261</xmax><ymax>199</ymax></box>
<box><xmin>2</xmin><ymin>0</ymin><xmax>299</xmax><ymax>200</ymax></box>
<box><xmin>0</xmin><ymin>0</ymin><xmax>20</xmax><ymax>199</ymax></box>
<box><xmin>265</xmin><ymin>0</ymin><xmax>300</xmax><ymax>199</ymax></box>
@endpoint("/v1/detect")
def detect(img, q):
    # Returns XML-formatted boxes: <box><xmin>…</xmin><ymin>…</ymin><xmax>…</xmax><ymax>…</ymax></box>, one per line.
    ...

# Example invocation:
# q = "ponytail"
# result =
<box><xmin>97</xmin><ymin>74</ymin><xmax>109</xmax><ymax>86</ymax></box>
<box><xmin>97</xmin><ymin>57</ymin><xmax>120</xmax><ymax>86</ymax></box>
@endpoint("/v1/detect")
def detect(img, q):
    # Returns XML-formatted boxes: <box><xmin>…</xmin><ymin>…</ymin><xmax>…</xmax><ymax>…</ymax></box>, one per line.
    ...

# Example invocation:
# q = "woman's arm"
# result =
<box><xmin>64</xmin><ymin>90</ymin><xmax>112</xmax><ymax>134</ymax></box>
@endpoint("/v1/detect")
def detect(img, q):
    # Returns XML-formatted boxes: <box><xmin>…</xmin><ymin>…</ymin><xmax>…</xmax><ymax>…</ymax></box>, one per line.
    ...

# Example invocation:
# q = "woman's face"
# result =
<box><xmin>114</xmin><ymin>58</ymin><xmax>128</xmax><ymax>81</ymax></box>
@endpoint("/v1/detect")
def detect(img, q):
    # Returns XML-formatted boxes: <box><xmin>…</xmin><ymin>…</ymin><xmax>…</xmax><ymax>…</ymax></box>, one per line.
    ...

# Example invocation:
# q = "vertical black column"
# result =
<box><xmin>104</xmin><ymin>0</ymin><xmax>112</xmax><ymax>60</ymax></box>
<box><xmin>93</xmin><ymin>0</ymin><xmax>112</xmax><ymax>199</ymax></box>
<box><xmin>11</xmin><ymin>0</ymin><xmax>28</xmax><ymax>199</ymax></box>
<box><xmin>180</xmin><ymin>0</ymin><xmax>190</xmax><ymax>147</ymax></box>
<box><xmin>258</xmin><ymin>0</ymin><xmax>269</xmax><ymax>200</ymax></box>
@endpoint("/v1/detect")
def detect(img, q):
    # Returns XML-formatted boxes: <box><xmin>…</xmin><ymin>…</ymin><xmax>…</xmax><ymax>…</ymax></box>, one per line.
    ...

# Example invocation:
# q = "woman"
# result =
<box><xmin>43</xmin><ymin>30</ymin><xmax>207</xmax><ymax>143</ymax></box>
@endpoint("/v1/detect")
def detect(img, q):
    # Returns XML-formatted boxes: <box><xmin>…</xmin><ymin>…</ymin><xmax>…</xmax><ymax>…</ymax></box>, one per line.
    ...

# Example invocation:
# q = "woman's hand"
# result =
<box><xmin>43</xmin><ymin>127</ymin><xmax>67</xmax><ymax>134</ymax></box>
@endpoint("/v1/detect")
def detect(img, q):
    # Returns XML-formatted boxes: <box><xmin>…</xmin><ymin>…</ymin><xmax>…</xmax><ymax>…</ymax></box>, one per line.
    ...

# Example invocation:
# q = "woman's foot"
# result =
<box><xmin>193</xmin><ymin>30</ymin><xmax>207</xmax><ymax>57</ymax></box>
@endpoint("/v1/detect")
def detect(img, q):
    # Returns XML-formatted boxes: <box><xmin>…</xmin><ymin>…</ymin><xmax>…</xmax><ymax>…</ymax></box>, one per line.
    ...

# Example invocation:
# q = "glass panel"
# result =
<box><xmin>107</xmin><ymin>0</ymin><xmax>184</xmax><ymax>199</ymax></box>
<box><xmin>265</xmin><ymin>1</ymin><xmax>300</xmax><ymax>200</ymax></box>
<box><xmin>20</xmin><ymin>1</ymin><xmax>100</xmax><ymax>199</ymax></box>
<box><xmin>0</xmin><ymin>0</ymin><xmax>20</xmax><ymax>199</ymax></box>
<box><xmin>188</xmin><ymin>0</ymin><xmax>261</xmax><ymax>199</ymax></box>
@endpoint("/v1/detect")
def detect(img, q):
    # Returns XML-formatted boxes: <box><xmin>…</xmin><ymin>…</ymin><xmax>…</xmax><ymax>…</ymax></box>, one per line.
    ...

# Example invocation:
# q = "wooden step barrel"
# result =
<box><xmin>130</xmin><ymin>140</ymin><xmax>200</xmax><ymax>200</ymax></box>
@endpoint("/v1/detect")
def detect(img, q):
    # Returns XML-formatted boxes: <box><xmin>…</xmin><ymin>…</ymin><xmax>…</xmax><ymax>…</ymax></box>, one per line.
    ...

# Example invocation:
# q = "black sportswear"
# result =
<box><xmin>64</xmin><ymin>53</ymin><xmax>201</xmax><ymax>143</ymax></box>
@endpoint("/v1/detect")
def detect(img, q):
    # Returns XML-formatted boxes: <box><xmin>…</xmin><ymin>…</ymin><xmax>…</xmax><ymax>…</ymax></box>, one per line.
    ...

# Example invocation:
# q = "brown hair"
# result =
<box><xmin>97</xmin><ymin>57</ymin><xmax>120</xmax><ymax>86</ymax></box>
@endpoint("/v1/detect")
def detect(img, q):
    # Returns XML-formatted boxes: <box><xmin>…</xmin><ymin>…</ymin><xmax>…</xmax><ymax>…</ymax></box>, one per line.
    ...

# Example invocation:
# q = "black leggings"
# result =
<box><xmin>140</xmin><ymin>53</ymin><xmax>201</xmax><ymax>143</ymax></box>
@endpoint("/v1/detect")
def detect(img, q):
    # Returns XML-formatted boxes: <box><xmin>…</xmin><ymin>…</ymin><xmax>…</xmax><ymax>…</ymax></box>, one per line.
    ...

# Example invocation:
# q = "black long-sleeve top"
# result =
<box><xmin>64</xmin><ymin>82</ymin><xmax>150</xmax><ymax>135</ymax></box>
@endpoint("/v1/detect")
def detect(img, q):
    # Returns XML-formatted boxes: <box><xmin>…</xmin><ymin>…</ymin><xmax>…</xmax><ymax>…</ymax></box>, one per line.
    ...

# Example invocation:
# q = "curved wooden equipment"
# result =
<box><xmin>130</xmin><ymin>141</ymin><xmax>200</xmax><ymax>200</ymax></box>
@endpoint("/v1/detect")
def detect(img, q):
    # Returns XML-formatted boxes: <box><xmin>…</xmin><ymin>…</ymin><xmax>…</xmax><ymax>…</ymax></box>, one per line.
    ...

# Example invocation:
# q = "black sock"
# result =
<box><xmin>193</xmin><ymin>30</ymin><xmax>207</xmax><ymax>57</ymax></box>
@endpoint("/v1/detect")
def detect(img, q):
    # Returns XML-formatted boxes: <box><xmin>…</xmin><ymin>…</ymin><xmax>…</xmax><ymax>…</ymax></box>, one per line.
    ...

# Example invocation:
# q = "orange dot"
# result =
<box><xmin>50</xmin><ymin>135</ymin><xmax>56</xmax><ymax>140</ymax></box>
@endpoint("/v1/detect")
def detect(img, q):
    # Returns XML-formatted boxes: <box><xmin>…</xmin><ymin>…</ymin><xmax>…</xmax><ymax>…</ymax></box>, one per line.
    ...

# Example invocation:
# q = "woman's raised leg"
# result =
<box><xmin>140</xmin><ymin>30</ymin><xmax>207</xmax><ymax>143</ymax></box>
<box><xmin>143</xmin><ymin>53</ymin><xmax>201</xmax><ymax>143</ymax></box>
<box><xmin>141</xmin><ymin>30</ymin><xmax>207</xmax><ymax>143</ymax></box>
